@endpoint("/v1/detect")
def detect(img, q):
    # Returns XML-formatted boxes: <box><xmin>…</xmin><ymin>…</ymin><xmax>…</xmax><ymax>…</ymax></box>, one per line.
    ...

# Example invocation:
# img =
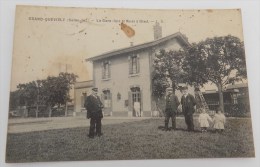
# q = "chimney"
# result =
<box><xmin>153</xmin><ymin>21</ymin><xmax>162</xmax><ymax>40</ymax></box>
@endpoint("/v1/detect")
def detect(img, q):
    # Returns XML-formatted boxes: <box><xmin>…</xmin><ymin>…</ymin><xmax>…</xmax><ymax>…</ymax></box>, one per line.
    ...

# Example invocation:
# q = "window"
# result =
<box><xmin>103</xmin><ymin>90</ymin><xmax>111</xmax><ymax>108</ymax></box>
<box><xmin>131</xmin><ymin>87</ymin><xmax>141</xmax><ymax>103</ymax></box>
<box><xmin>102</xmin><ymin>61</ymin><xmax>111</xmax><ymax>79</ymax></box>
<box><xmin>129</xmin><ymin>54</ymin><xmax>139</xmax><ymax>75</ymax></box>
<box><xmin>81</xmin><ymin>92</ymin><xmax>87</xmax><ymax>108</ymax></box>
<box><xmin>81</xmin><ymin>95</ymin><xmax>85</xmax><ymax>108</ymax></box>
<box><xmin>232</xmin><ymin>93</ymin><xmax>238</xmax><ymax>104</ymax></box>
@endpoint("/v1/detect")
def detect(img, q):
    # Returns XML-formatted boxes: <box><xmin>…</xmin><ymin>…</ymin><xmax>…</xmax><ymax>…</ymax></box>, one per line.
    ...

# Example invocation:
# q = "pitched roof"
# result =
<box><xmin>202</xmin><ymin>83</ymin><xmax>248</xmax><ymax>95</ymax></box>
<box><xmin>86</xmin><ymin>32</ymin><xmax>190</xmax><ymax>62</ymax></box>
<box><xmin>74</xmin><ymin>80</ymin><xmax>94</xmax><ymax>89</ymax></box>
<box><xmin>226</xmin><ymin>83</ymin><xmax>248</xmax><ymax>90</ymax></box>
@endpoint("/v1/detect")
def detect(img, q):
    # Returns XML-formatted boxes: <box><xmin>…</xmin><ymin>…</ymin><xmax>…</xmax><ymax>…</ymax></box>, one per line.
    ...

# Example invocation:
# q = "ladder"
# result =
<box><xmin>196</xmin><ymin>90</ymin><xmax>209</xmax><ymax>111</ymax></box>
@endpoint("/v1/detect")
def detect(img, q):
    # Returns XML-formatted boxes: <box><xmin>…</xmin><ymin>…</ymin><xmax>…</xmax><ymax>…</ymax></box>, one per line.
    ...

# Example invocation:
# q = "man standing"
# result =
<box><xmin>164</xmin><ymin>87</ymin><xmax>180</xmax><ymax>131</ymax></box>
<box><xmin>84</xmin><ymin>88</ymin><xmax>104</xmax><ymax>138</ymax></box>
<box><xmin>181</xmin><ymin>86</ymin><xmax>196</xmax><ymax>132</ymax></box>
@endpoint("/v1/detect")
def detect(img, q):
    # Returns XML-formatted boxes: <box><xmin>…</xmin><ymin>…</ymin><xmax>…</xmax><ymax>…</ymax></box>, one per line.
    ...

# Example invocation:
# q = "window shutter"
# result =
<box><xmin>110</xmin><ymin>92</ymin><xmax>112</xmax><ymax>109</ymax></box>
<box><xmin>128</xmin><ymin>56</ymin><xmax>132</xmax><ymax>75</ymax></box>
<box><xmin>137</xmin><ymin>55</ymin><xmax>140</xmax><ymax>73</ymax></box>
<box><xmin>108</xmin><ymin>61</ymin><xmax>111</xmax><ymax>78</ymax></box>
<box><xmin>128</xmin><ymin>91</ymin><xmax>133</xmax><ymax>112</ymax></box>
<box><xmin>100</xmin><ymin>93</ymin><xmax>104</xmax><ymax>106</ymax></box>
<box><xmin>140</xmin><ymin>89</ymin><xmax>143</xmax><ymax>114</ymax></box>
<box><xmin>101</xmin><ymin>62</ymin><xmax>104</xmax><ymax>79</ymax></box>
<box><xmin>81</xmin><ymin>96</ymin><xmax>84</xmax><ymax>108</ymax></box>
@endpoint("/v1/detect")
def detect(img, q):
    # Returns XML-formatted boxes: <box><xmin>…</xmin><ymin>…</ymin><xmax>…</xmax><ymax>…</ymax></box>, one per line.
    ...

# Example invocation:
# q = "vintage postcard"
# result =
<box><xmin>6</xmin><ymin>5</ymin><xmax>254</xmax><ymax>162</ymax></box>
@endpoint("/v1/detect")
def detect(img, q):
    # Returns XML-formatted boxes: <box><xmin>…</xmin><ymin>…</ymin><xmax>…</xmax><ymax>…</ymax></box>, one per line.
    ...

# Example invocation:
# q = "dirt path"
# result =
<box><xmin>7</xmin><ymin>116</ymin><xmax>150</xmax><ymax>133</ymax></box>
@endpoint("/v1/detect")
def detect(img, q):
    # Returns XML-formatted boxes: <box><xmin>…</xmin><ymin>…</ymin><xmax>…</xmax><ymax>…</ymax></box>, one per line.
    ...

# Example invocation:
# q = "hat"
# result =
<box><xmin>166</xmin><ymin>87</ymin><xmax>173</xmax><ymax>91</ymax></box>
<box><xmin>92</xmin><ymin>87</ymin><xmax>98</xmax><ymax>92</ymax></box>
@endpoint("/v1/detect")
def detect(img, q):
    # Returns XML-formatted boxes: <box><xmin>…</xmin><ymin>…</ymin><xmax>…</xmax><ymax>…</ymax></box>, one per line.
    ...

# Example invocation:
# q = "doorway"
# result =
<box><xmin>131</xmin><ymin>87</ymin><xmax>141</xmax><ymax>117</ymax></box>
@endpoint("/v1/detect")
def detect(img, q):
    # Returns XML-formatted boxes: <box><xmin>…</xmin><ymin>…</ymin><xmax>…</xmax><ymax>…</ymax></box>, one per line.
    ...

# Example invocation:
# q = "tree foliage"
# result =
<box><xmin>183</xmin><ymin>35</ymin><xmax>246</xmax><ymax>86</ymax></box>
<box><xmin>152</xmin><ymin>49</ymin><xmax>186</xmax><ymax>97</ymax></box>
<box><xmin>152</xmin><ymin>49</ymin><xmax>186</xmax><ymax>115</ymax></box>
<box><xmin>9</xmin><ymin>73</ymin><xmax>78</xmax><ymax>116</ymax></box>
<box><xmin>151</xmin><ymin>35</ymin><xmax>246</xmax><ymax>113</ymax></box>
<box><xmin>182</xmin><ymin>35</ymin><xmax>247</xmax><ymax>111</ymax></box>
<box><xmin>16</xmin><ymin>81</ymin><xmax>39</xmax><ymax>106</ymax></box>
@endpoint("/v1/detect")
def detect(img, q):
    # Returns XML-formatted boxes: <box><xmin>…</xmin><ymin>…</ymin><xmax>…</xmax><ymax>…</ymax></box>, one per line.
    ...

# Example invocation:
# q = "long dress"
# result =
<box><xmin>198</xmin><ymin>113</ymin><xmax>212</xmax><ymax>128</ymax></box>
<box><xmin>213</xmin><ymin>113</ymin><xmax>226</xmax><ymax>129</ymax></box>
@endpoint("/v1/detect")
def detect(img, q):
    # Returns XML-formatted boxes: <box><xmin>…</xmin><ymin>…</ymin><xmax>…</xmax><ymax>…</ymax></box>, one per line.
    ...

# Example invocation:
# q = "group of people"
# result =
<box><xmin>198</xmin><ymin>108</ymin><xmax>226</xmax><ymax>133</ymax></box>
<box><xmin>84</xmin><ymin>86</ymin><xmax>226</xmax><ymax>139</ymax></box>
<box><xmin>165</xmin><ymin>86</ymin><xmax>226</xmax><ymax>133</ymax></box>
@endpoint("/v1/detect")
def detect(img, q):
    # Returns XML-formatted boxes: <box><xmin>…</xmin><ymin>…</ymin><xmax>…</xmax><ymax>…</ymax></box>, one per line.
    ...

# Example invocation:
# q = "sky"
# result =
<box><xmin>10</xmin><ymin>6</ymin><xmax>244</xmax><ymax>91</ymax></box>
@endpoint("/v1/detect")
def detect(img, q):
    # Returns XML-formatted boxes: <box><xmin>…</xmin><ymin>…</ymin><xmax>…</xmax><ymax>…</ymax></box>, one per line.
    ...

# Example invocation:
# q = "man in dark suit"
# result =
<box><xmin>164</xmin><ymin>87</ymin><xmax>180</xmax><ymax>131</ymax></box>
<box><xmin>181</xmin><ymin>86</ymin><xmax>196</xmax><ymax>132</ymax></box>
<box><xmin>84</xmin><ymin>87</ymin><xmax>104</xmax><ymax>138</ymax></box>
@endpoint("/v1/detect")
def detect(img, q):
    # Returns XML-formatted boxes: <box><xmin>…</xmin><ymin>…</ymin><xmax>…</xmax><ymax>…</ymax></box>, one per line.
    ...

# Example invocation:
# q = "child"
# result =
<box><xmin>213</xmin><ymin>108</ymin><xmax>226</xmax><ymax>133</ymax></box>
<box><xmin>198</xmin><ymin>108</ymin><xmax>212</xmax><ymax>132</ymax></box>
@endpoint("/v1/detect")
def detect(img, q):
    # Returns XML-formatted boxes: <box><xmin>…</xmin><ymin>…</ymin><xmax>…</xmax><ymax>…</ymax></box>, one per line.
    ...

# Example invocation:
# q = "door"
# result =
<box><xmin>131</xmin><ymin>87</ymin><xmax>141</xmax><ymax>116</ymax></box>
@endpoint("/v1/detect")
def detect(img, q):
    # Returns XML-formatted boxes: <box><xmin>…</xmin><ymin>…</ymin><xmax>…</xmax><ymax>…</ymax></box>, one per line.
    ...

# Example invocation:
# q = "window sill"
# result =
<box><xmin>102</xmin><ymin>78</ymin><xmax>111</xmax><ymax>81</ymax></box>
<box><xmin>129</xmin><ymin>73</ymin><xmax>139</xmax><ymax>77</ymax></box>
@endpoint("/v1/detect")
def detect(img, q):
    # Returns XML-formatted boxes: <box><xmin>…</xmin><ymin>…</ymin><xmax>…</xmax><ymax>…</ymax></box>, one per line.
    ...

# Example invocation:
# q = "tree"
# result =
<box><xmin>58</xmin><ymin>72</ymin><xmax>78</xmax><ymax>116</ymax></box>
<box><xmin>12</xmin><ymin>72</ymin><xmax>78</xmax><ymax>117</ymax></box>
<box><xmin>15</xmin><ymin>81</ymin><xmax>39</xmax><ymax>117</ymax></box>
<box><xmin>40</xmin><ymin>72</ymin><xmax>78</xmax><ymax>117</ymax></box>
<box><xmin>17</xmin><ymin>81</ymin><xmax>38</xmax><ymax>107</ymax></box>
<box><xmin>152</xmin><ymin>49</ymin><xmax>186</xmax><ymax>115</ymax></box>
<box><xmin>9</xmin><ymin>90</ymin><xmax>22</xmax><ymax>109</ymax></box>
<box><xmin>182</xmin><ymin>35</ymin><xmax>247</xmax><ymax>112</ymax></box>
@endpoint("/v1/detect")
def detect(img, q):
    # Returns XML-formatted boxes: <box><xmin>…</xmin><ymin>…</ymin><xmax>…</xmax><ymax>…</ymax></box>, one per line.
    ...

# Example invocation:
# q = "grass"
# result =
<box><xmin>5</xmin><ymin>118</ymin><xmax>255</xmax><ymax>163</ymax></box>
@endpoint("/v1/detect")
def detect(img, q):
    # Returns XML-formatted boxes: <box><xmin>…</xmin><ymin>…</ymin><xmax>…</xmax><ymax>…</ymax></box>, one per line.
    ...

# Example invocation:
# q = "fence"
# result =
<box><xmin>9</xmin><ymin>105</ymin><xmax>75</xmax><ymax>118</ymax></box>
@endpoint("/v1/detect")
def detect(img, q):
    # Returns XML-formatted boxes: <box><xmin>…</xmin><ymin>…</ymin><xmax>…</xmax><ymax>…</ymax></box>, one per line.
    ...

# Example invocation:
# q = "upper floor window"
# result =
<box><xmin>129</xmin><ymin>54</ymin><xmax>140</xmax><ymax>75</ymax></box>
<box><xmin>102</xmin><ymin>61</ymin><xmax>111</xmax><ymax>79</ymax></box>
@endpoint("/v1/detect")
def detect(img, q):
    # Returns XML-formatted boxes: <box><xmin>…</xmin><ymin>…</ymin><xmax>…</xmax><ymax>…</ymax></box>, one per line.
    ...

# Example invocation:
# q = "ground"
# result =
<box><xmin>5</xmin><ymin>117</ymin><xmax>255</xmax><ymax>163</ymax></box>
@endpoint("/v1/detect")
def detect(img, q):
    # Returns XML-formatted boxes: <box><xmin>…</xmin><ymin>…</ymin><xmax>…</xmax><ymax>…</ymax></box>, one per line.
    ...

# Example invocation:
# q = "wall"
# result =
<box><xmin>74</xmin><ymin>87</ymin><xmax>93</xmax><ymax>113</ymax></box>
<box><xmin>92</xmin><ymin>37</ymin><xmax>191</xmax><ymax>116</ymax></box>
<box><xmin>93</xmin><ymin>48</ymin><xmax>152</xmax><ymax>116</ymax></box>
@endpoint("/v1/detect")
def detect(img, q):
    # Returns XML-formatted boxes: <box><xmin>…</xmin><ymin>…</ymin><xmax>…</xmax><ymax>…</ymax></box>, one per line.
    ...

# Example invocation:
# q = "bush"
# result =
<box><xmin>224</xmin><ymin>103</ymin><xmax>250</xmax><ymax>117</ymax></box>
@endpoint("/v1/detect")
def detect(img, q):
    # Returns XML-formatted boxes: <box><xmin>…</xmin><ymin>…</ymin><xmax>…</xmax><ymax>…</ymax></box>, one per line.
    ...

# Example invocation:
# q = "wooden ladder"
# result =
<box><xmin>196</xmin><ymin>90</ymin><xmax>209</xmax><ymax>111</ymax></box>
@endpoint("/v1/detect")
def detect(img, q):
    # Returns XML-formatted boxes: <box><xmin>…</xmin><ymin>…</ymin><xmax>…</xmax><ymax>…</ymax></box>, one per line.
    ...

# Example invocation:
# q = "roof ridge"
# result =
<box><xmin>86</xmin><ymin>32</ymin><xmax>190</xmax><ymax>62</ymax></box>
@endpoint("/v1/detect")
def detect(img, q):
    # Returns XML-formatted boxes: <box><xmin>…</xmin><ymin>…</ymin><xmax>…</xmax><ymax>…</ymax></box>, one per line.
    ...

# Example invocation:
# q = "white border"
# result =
<box><xmin>1</xmin><ymin>0</ymin><xmax>259</xmax><ymax>167</ymax></box>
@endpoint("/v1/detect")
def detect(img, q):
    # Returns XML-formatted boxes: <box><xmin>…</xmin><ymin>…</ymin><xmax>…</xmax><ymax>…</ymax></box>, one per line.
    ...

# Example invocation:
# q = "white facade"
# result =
<box><xmin>88</xmin><ymin>32</ymin><xmax>190</xmax><ymax>117</ymax></box>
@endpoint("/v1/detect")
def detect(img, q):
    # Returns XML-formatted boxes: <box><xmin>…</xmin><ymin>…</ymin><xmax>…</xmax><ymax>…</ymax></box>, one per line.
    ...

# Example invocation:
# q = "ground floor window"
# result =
<box><xmin>81</xmin><ymin>96</ymin><xmax>85</xmax><ymax>108</ymax></box>
<box><xmin>131</xmin><ymin>87</ymin><xmax>141</xmax><ymax>103</ymax></box>
<box><xmin>103</xmin><ymin>90</ymin><xmax>112</xmax><ymax>108</ymax></box>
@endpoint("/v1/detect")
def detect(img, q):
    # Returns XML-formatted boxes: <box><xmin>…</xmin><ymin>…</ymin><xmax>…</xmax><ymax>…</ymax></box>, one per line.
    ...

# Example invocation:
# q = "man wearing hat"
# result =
<box><xmin>84</xmin><ymin>87</ymin><xmax>104</xmax><ymax>138</ymax></box>
<box><xmin>164</xmin><ymin>87</ymin><xmax>180</xmax><ymax>131</ymax></box>
<box><xmin>180</xmin><ymin>86</ymin><xmax>196</xmax><ymax>132</ymax></box>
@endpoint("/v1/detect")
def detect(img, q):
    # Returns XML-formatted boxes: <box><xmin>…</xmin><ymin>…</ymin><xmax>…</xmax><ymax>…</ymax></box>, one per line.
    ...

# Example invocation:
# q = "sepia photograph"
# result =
<box><xmin>5</xmin><ymin>5</ymin><xmax>255</xmax><ymax>163</ymax></box>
